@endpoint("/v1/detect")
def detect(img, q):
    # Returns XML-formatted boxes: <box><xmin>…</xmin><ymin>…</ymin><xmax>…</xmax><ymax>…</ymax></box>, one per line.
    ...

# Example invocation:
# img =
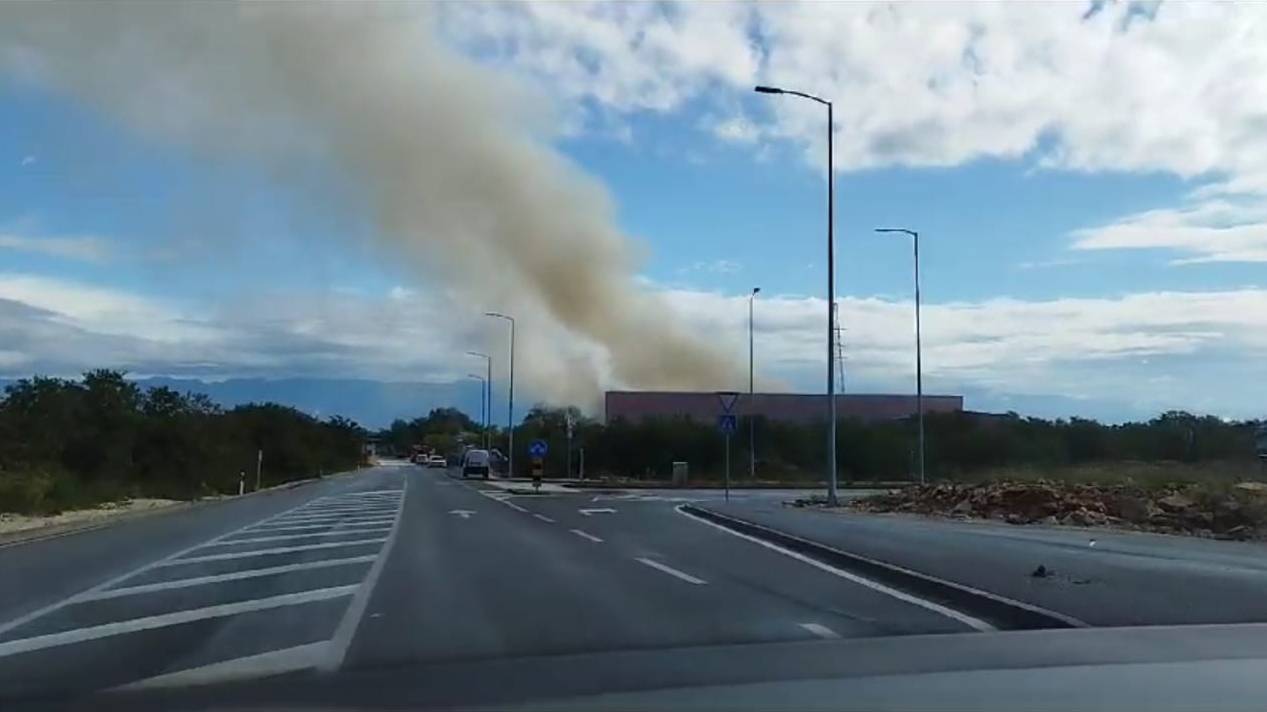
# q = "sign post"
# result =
<box><xmin>566</xmin><ymin>413</ymin><xmax>575</xmax><ymax>479</ymax></box>
<box><xmin>716</xmin><ymin>391</ymin><xmax>740</xmax><ymax>503</ymax></box>
<box><xmin>529</xmin><ymin>439</ymin><xmax>548</xmax><ymax>491</ymax></box>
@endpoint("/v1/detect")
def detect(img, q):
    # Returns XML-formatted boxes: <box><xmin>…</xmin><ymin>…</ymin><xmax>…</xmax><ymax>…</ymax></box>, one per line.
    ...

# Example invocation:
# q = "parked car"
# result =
<box><xmin>427</xmin><ymin>454</ymin><xmax>447</xmax><ymax>468</ymax></box>
<box><xmin>461</xmin><ymin>449</ymin><xmax>490</xmax><ymax>479</ymax></box>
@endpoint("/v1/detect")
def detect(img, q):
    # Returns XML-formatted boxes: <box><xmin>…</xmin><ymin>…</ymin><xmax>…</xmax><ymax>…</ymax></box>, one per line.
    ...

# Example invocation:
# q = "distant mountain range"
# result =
<box><xmin>0</xmin><ymin>377</ymin><xmax>485</xmax><ymax>430</ymax></box>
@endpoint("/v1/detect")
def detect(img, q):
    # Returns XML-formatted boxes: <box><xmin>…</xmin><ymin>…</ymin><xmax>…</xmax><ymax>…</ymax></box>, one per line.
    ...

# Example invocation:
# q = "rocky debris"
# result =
<box><xmin>849</xmin><ymin>480</ymin><xmax>1267</xmax><ymax>539</ymax></box>
<box><xmin>1031</xmin><ymin>565</ymin><xmax>1050</xmax><ymax>578</ymax></box>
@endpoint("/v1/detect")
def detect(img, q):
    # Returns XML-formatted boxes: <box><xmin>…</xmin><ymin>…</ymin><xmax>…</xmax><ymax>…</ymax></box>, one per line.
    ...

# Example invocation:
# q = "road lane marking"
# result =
<box><xmin>321</xmin><ymin>474</ymin><xmax>409</xmax><ymax>671</ymax></box>
<box><xmin>676</xmin><ymin>506</ymin><xmax>996</xmax><ymax>632</ymax></box>
<box><xmin>449</xmin><ymin>510</ymin><xmax>476</xmax><ymax>519</ymax></box>
<box><xmin>0</xmin><ymin>486</ymin><xmax>362</xmax><ymax>639</ymax></box>
<box><xmin>635</xmin><ymin>557</ymin><xmax>706</xmax><ymax>585</ymax></box>
<box><xmin>0</xmin><ymin>586</ymin><xmax>357</xmax><ymax>659</ymax></box>
<box><xmin>218</xmin><ymin>528</ymin><xmax>392</xmax><ymax>544</ymax></box>
<box><xmin>264</xmin><ymin>512</ymin><xmax>396</xmax><ymax>524</ymax></box>
<box><xmin>570</xmin><ymin>529</ymin><xmax>603</xmax><ymax>543</ymax></box>
<box><xmin>116</xmin><ymin>641</ymin><xmax>329</xmax><ymax>690</ymax></box>
<box><xmin>533</xmin><ymin>513</ymin><xmax>555</xmax><ymax>523</ymax></box>
<box><xmin>86</xmin><ymin>556</ymin><xmax>378</xmax><ymax>601</ymax></box>
<box><xmin>503</xmin><ymin>501</ymin><xmax>527</xmax><ymax>513</ymax></box>
<box><xmin>251</xmin><ymin>516</ymin><xmax>395</xmax><ymax>529</ymax></box>
<box><xmin>161</xmin><ymin>538</ymin><xmax>388</xmax><ymax>565</ymax></box>
<box><xmin>579</xmin><ymin>508</ymin><xmax>616</xmax><ymax>516</ymax></box>
<box><xmin>237</xmin><ymin>521</ymin><xmax>387</xmax><ymax>535</ymax></box>
<box><xmin>288</xmin><ymin>507</ymin><xmax>398</xmax><ymax>516</ymax></box>
<box><xmin>798</xmin><ymin>622</ymin><xmax>841</xmax><ymax>639</ymax></box>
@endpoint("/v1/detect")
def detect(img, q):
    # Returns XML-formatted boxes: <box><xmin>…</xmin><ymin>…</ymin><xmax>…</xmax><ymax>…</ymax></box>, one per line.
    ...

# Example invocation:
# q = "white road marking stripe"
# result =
<box><xmin>799</xmin><ymin>622</ymin><xmax>841</xmax><ymax>639</ymax></box>
<box><xmin>162</xmin><ymin>538</ymin><xmax>387</xmax><ymax>565</ymax></box>
<box><xmin>533</xmin><ymin>513</ymin><xmax>555</xmax><ymax>523</ymax></box>
<box><xmin>116</xmin><ymin>642</ymin><xmax>328</xmax><ymax>691</ymax></box>
<box><xmin>265</xmin><ymin>512</ymin><xmax>395</xmax><ymax>523</ymax></box>
<box><xmin>635</xmin><ymin>557</ymin><xmax>707</xmax><ymax>585</ymax></box>
<box><xmin>335</xmin><ymin>490</ymin><xmax>402</xmax><ymax>498</ymax></box>
<box><xmin>503</xmin><ymin>501</ymin><xmax>527</xmax><ymax>513</ymax></box>
<box><xmin>85</xmin><ymin>556</ymin><xmax>377</xmax><ymax>601</ymax></box>
<box><xmin>321</xmin><ymin>476</ymin><xmax>408</xmax><ymax>671</ymax></box>
<box><xmin>237</xmin><ymin>521</ymin><xmax>382</xmax><ymax>535</ymax></box>
<box><xmin>676</xmin><ymin>506</ymin><xmax>996</xmax><ymax>632</ymax></box>
<box><xmin>252</xmin><ymin>516</ymin><xmax>394</xmax><ymax>528</ymax></box>
<box><xmin>0</xmin><ymin>586</ymin><xmax>357</xmax><ymax>659</ymax></box>
<box><xmin>570</xmin><ymin>529</ymin><xmax>603</xmax><ymax>543</ymax></box>
<box><xmin>0</xmin><ymin>486</ymin><xmax>354</xmax><ymax>638</ymax></box>
<box><xmin>291</xmin><ymin>506</ymin><xmax>397</xmax><ymax>515</ymax></box>
<box><xmin>219</xmin><ymin>529</ymin><xmax>392</xmax><ymax>545</ymax></box>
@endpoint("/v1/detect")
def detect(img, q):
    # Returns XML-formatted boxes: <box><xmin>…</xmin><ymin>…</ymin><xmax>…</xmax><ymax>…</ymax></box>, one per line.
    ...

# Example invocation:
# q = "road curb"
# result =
<box><xmin>680</xmin><ymin>504</ymin><xmax>1087</xmax><ymax>631</ymax></box>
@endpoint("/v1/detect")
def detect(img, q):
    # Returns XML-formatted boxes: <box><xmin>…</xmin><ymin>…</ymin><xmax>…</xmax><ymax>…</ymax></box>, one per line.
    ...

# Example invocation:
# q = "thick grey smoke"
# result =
<box><xmin>0</xmin><ymin>3</ymin><xmax>737</xmax><ymax>406</ymax></box>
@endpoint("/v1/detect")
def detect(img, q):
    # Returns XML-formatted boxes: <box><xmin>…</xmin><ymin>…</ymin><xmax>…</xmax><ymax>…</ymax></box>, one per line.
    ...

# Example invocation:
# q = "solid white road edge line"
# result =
<box><xmin>675</xmin><ymin>506</ymin><xmax>996</xmax><ymax>632</ymax></box>
<box><xmin>84</xmin><ymin>556</ymin><xmax>378</xmax><ymax>601</ymax></box>
<box><xmin>114</xmin><ymin>642</ymin><xmax>329</xmax><ymax>691</ymax></box>
<box><xmin>320</xmin><ymin>475</ymin><xmax>408</xmax><ymax>671</ymax></box>
<box><xmin>799</xmin><ymin>622</ymin><xmax>841</xmax><ymax>639</ymax></box>
<box><xmin>0</xmin><ymin>586</ymin><xmax>358</xmax><ymax>659</ymax></box>
<box><xmin>570</xmin><ymin>529</ymin><xmax>603</xmax><ymax>543</ymax></box>
<box><xmin>635</xmin><ymin>557</ymin><xmax>707</xmax><ymax>585</ymax></box>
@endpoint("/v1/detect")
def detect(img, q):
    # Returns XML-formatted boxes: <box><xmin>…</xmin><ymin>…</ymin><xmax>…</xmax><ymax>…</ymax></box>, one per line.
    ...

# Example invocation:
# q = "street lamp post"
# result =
<box><xmin>749</xmin><ymin>287</ymin><xmax>760</xmax><ymax>481</ymax></box>
<box><xmin>466</xmin><ymin>351</ymin><xmax>492</xmax><ymax>449</ymax></box>
<box><xmin>875</xmin><ymin>228</ymin><xmax>924</xmax><ymax>485</ymax></box>
<box><xmin>755</xmin><ymin>84</ymin><xmax>838</xmax><ymax>506</ymax></box>
<box><xmin>485</xmin><ymin>312</ymin><xmax>515</xmax><ymax>478</ymax></box>
<box><xmin>466</xmin><ymin>374</ymin><xmax>486</xmax><ymax>447</ymax></box>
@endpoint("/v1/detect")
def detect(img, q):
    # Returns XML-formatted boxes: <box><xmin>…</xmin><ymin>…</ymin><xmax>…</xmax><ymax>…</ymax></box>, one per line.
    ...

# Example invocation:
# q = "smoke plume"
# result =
<box><xmin>0</xmin><ymin>3</ymin><xmax>737</xmax><ymax>407</ymax></box>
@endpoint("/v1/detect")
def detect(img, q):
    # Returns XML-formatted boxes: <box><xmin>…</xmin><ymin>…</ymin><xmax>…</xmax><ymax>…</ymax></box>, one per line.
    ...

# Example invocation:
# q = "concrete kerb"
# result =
<box><xmin>680</xmin><ymin>503</ymin><xmax>1087</xmax><ymax>632</ymax></box>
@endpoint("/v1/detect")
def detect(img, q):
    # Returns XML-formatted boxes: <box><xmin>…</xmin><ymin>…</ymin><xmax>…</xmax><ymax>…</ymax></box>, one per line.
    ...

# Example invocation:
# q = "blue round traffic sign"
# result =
<box><xmin>529</xmin><ymin>439</ymin><xmax>549</xmax><ymax>458</ymax></box>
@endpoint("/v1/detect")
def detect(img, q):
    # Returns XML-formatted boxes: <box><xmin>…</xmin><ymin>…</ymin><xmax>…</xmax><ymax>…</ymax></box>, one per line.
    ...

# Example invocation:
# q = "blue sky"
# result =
<box><xmin>3</xmin><ymin>2</ymin><xmax>1267</xmax><ymax>422</ymax></box>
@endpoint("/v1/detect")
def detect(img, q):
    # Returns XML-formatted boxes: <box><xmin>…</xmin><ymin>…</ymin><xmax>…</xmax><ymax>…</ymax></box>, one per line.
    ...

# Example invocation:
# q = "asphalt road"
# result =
<box><xmin>711</xmin><ymin>499</ymin><xmax>1267</xmax><ymax>627</ymax></box>
<box><xmin>0</xmin><ymin>464</ymin><xmax>970</xmax><ymax>704</ymax></box>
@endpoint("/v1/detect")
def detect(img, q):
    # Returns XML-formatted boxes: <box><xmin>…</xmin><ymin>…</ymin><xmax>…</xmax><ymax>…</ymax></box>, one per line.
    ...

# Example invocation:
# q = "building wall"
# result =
<box><xmin>604</xmin><ymin>391</ymin><xmax>964</xmax><ymax>425</ymax></box>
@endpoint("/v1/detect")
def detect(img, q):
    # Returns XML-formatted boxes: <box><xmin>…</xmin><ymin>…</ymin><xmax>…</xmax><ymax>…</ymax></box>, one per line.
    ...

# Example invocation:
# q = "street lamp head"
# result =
<box><xmin>875</xmin><ymin>227</ymin><xmax>917</xmax><ymax>238</ymax></box>
<box><xmin>466</xmin><ymin>350</ymin><xmax>488</xmax><ymax>358</ymax></box>
<box><xmin>467</xmin><ymin>374</ymin><xmax>483</xmax><ymax>381</ymax></box>
<box><xmin>753</xmin><ymin>85</ymin><xmax>784</xmax><ymax>94</ymax></box>
<box><xmin>752</xmin><ymin>287</ymin><xmax>761</xmax><ymax>295</ymax></box>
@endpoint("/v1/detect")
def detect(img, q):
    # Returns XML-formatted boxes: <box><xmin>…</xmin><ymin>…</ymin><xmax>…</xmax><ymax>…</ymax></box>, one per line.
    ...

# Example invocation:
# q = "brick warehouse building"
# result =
<box><xmin>604</xmin><ymin>391</ymin><xmax>963</xmax><ymax>425</ymax></box>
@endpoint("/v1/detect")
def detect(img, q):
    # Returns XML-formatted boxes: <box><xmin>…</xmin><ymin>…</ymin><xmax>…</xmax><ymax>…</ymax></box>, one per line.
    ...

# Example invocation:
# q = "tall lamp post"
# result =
<box><xmin>485</xmin><ymin>312</ymin><xmax>515</xmax><ymax>478</ymax></box>
<box><xmin>755</xmin><ymin>84</ymin><xmax>838</xmax><ymax>505</ymax></box>
<box><xmin>875</xmin><ymin>227</ymin><xmax>924</xmax><ymax>485</ymax></box>
<box><xmin>466</xmin><ymin>351</ymin><xmax>492</xmax><ymax>449</ymax></box>
<box><xmin>466</xmin><ymin>374</ymin><xmax>486</xmax><ymax>448</ymax></box>
<box><xmin>749</xmin><ymin>287</ymin><xmax>760</xmax><ymax>480</ymax></box>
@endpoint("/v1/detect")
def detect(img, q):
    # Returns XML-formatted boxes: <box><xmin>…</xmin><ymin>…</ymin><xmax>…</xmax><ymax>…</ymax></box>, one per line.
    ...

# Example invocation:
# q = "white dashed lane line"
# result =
<box><xmin>798</xmin><ymin>622</ymin><xmax>841</xmax><ymax>639</ymax></box>
<box><xmin>533</xmin><ymin>513</ymin><xmax>555</xmax><ymax>523</ymax></box>
<box><xmin>635</xmin><ymin>557</ymin><xmax>707</xmax><ymax>585</ymax></box>
<box><xmin>570</xmin><ymin>529</ymin><xmax>603</xmax><ymax>543</ymax></box>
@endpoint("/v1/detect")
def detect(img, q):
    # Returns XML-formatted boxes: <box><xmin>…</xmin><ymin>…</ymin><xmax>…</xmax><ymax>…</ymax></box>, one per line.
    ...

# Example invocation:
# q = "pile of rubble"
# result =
<box><xmin>846</xmin><ymin>480</ymin><xmax>1267</xmax><ymax>539</ymax></box>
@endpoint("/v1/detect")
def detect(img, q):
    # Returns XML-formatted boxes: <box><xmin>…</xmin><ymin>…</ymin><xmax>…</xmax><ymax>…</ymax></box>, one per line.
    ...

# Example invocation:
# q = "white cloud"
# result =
<box><xmin>711</xmin><ymin>115</ymin><xmax>760</xmax><ymax>144</ymax></box>
<box><xmin>2</xmin><ymin>271</ymin><xmax>1266</xmax><ymax>418</ymax></box>
<box><xmin>682</xmin><ymin>259</ymin><xmax>741</xmax><ymax>275</ymax></box>
<box><xmin>660</xmin><ymin>286</ymin><xmax>1267</xmax><ymax>419</ymax></box>
<box><xmin>1072</xmin><ymin>197</ymin><xmax>1267</xmax><ymax>263</ymax></box>
<box><xmin>19</xmin><ymin>155</ymin><xmax>35</xmax><ymax>166</ymax></box>
<box><xmin>440</xmin><ymin>2</ymin><xmax>1267</xmax><ymax>264</ymax></box>
<box><xmin>0</xmin><ymin>232</ymin><xmax>111</xmax><ymax>262</ymax></box>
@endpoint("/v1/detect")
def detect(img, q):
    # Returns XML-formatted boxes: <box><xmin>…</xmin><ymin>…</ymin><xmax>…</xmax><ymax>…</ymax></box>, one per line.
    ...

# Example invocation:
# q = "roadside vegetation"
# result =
<box><xmin>388</xmin><ymin>405</ymin><xmax>1265</xmax><ymax>488</ymax></box>
<box><xmin>0</xmin><ymin>371</ymin><xmax>367</xmax><ymax>515</ymax></box>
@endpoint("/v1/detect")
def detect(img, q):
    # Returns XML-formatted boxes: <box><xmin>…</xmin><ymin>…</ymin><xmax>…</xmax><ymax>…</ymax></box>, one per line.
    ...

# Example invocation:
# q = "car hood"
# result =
<box><xmin>92</xmin><ymin>623</ymin><xmax>1267</xmax><ymax>711</ymax></box>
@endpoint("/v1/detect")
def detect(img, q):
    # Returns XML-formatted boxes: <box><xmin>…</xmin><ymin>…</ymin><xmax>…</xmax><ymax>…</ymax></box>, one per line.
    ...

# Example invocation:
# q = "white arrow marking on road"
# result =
<box><xmin>449</xmin><ymin>510</ymin><xmax>476</xmax><ymax>519</ymax></box>
<box><xmin>579</xmin><ymin>508</ymin><xmax>616</xmax><ymax>516</ymax></box>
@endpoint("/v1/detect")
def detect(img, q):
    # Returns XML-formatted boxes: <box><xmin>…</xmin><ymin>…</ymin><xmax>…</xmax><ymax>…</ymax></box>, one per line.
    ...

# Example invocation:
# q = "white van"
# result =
<box><xmin>461</xmin><ymin>449</ymin><xmax>491</xmax><ymax>479</ymax></box>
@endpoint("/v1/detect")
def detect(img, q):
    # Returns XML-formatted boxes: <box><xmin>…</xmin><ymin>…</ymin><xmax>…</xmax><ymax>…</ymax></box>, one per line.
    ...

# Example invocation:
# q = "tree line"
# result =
<box><xmin>386</xmin><ymin>405</ymin><xmax>1265</xmax><ymax>483</ymax></box>
<box><xmin>0</xmin><ymin>371</ymin><xmax>367</xmax><ymax>514</ymax></box>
